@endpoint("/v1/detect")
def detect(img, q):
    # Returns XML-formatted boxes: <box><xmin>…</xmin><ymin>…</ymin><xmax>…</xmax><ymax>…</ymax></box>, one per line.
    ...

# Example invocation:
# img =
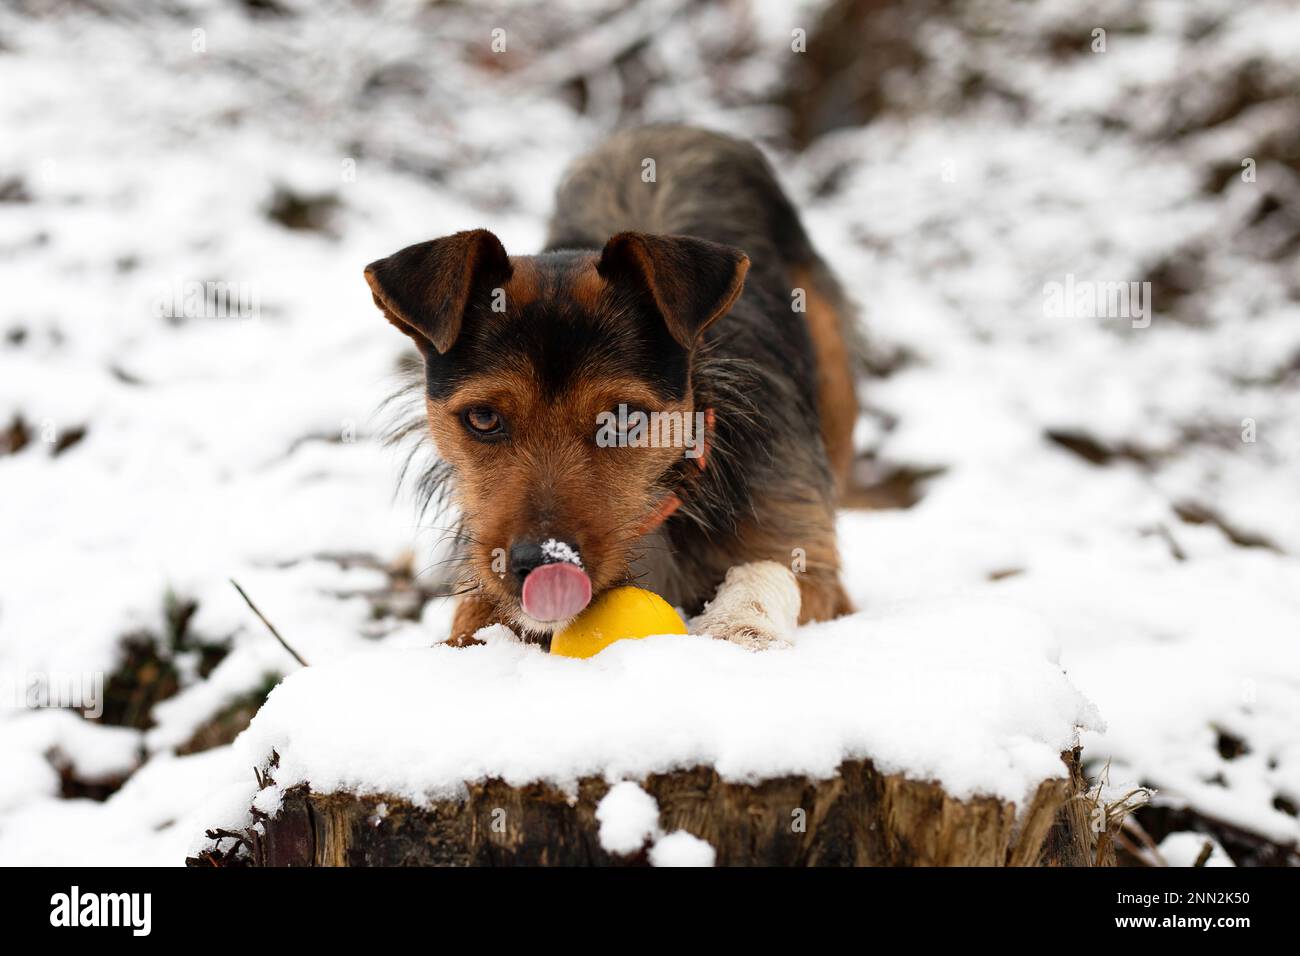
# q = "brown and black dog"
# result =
<box><xmin>365</xmin><ymin>125</ymin><xmax>860</xmax><ymax>647</ymax></box>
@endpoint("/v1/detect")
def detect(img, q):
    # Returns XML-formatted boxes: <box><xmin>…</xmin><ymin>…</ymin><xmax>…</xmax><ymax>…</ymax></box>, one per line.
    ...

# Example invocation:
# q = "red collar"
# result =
<box><xmin>637</xmin><ymin>407</ymin><xmax>713</xmax><ymax>535</ymax></box>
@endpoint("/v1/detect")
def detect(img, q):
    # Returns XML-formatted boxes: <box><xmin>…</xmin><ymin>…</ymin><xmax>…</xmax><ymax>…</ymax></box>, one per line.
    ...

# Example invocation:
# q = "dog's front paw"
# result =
<box><xmin>699</xmin><ymin>619</ymin><xmax>792</xmax><ymax>651</ymax></box>
<box><xmin>690</xmin><ymin>560</ymin><xmax>801</xmax><ymax>651</ymax></box>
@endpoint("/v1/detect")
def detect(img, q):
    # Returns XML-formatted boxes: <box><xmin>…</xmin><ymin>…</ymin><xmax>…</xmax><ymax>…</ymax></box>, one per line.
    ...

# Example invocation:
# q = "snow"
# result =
<box><xmin>593</xmin><ymin>779</ymin><xmax>722</xmax><ymax>866</ymax></box>
<box><xmin>1</xmin><ymin>0</ymin><xmax>1298</xmax><ymax>866</ymax></box>
<box><xmin>540</xmin><ymin>539</ymin><xmax>583</xmax><ymax>567</ymax></box>
<box><xmin>211</xmin><ymin>599</ymin><xmax>1096</xmax><ymax>812</ymax></box>
<box><xmin>0</xmin><ymin>711</ymin><xmax>141</xmax><ymax>811</ymax></box>
<box><xmin>648</xmin><ymin>830</ymin><xmax>716</xmax><ymax>867</ymax></box>
<box><xmin>596</xmin><ymin>781</ymin><xmax>660</xmax><ymax>855</ymax></box>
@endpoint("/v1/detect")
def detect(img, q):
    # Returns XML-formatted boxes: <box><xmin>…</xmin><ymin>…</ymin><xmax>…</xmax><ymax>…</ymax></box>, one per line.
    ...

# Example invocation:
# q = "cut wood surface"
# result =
<box><xmin>191</xmin><ymin>749</ymin><xmax>1109</xmax><ymax>866</ymax></box>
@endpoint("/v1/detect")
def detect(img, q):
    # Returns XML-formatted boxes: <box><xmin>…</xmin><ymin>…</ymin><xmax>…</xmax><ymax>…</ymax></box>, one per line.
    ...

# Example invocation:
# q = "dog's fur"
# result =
<box><xmin>365</xmin><ymin>126</ymin><xmax>860</xmax><ymax>646</ymax></box>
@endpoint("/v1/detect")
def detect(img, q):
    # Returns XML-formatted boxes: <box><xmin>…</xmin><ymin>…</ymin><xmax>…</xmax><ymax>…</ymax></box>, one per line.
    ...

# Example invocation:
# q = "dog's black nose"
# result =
<box><xmin>509</xmin><ymin>539</ymin><xmax>581</xmax><ymax>583</ymax></box>
<box><xmin>509</xmin><ymin>542</ymin><xmax>545</xmax><ymax>582</ymax></box>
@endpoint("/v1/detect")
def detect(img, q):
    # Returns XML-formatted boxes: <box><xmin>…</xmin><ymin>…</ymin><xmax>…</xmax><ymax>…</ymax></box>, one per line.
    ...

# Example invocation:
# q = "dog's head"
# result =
<box><xmin>365</xmin><ymin>229</ymin><xmax>748</xmax><ymax>634</ymax></box>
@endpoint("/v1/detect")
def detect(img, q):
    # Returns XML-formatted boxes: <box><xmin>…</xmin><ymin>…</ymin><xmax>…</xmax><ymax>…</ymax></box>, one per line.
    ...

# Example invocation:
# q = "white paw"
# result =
<box><xmin>690</xmin><ymin>561</ymin><xmax>801</xmax><ymax>651</ymax></box>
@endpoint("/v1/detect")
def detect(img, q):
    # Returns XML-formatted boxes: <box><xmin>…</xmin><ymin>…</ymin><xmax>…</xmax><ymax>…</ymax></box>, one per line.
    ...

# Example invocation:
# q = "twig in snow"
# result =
<box><xmin>229</xmin><ymin>578</ymin><xmax>310</xmax><ymax>667</ymax></box>
<box><xmin>1193</xmin><ymin>840</ymin><xmax>1215</xmax><ymax>867</ymax></box>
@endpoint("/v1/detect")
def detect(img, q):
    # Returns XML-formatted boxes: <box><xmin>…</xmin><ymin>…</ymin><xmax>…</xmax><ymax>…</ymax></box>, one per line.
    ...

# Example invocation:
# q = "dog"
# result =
<box><xmin>365</xmin><ymin>126</ymin><xmax>860</xmax><ymax>648</ymax></box>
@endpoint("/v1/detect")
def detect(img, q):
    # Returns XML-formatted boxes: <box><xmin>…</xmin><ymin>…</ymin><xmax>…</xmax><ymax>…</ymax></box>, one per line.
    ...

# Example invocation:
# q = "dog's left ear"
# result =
<box><xmin>597</xmin><ymin>232</ymin><xmax>749</xmax><ymax>349</ymax></box>
<box><xmin>364</xmin><ymin>229</ymin><xmax>511</xmax><ymax>354</ymax></box>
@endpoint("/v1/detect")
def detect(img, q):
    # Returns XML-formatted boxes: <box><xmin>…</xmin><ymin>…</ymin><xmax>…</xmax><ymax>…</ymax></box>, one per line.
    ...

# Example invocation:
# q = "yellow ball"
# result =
<box><xmin>549</xmin><ymin>586</ymin><xmax>688</xmax><ymax>659</ymax></box>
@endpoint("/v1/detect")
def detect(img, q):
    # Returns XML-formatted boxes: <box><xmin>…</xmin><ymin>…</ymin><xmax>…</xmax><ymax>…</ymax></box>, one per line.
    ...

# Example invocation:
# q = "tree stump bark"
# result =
<box><xmin>191</xmin><ymin>749</ymin><xmax>1108</xmax><ymax>866</ymax></box>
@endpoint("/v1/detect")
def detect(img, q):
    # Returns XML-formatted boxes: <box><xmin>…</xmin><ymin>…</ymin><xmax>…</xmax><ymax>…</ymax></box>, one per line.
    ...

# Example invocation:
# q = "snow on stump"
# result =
<box><xmin>190</xmin><ymin>601</ymin><xmax>1109</xmax><ymax>866</ymax></box>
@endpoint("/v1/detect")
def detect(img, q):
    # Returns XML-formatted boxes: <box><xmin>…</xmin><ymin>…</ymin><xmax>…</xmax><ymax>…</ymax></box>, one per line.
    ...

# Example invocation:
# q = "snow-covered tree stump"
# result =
<box><xmin>188</xmin><ymin>605</ymin><xmax>1107</xmax><ymax>867</ymax></box>
<box><xmin>198</xmin><ymin>750</ymin><xmax>1099</xmax><ymax>866</ymax></box>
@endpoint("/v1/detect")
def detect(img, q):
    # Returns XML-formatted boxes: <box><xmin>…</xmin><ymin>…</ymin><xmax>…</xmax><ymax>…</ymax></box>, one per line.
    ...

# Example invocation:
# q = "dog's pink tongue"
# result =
<box><xmin>521</xmin><ymin>563</ymin><xmax>592</xmax><ymax>622</ymax></box>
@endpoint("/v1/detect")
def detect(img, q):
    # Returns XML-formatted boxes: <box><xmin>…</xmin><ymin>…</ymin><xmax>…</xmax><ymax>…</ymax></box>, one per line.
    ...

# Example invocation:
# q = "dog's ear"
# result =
<box><xmin>364</xmin><ymin>229</ymin><xmax>511</xmax><ymax>354</ymax></box>
<box><xmin>597</xmin><ymin>232</ymin><xmax>750</xmax><ymax>349</ymax></box>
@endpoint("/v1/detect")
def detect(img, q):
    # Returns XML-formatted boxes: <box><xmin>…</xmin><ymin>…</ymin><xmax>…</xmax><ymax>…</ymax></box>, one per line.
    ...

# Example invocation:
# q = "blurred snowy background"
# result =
<box><xmin>1</xmin><ymin>0</ymin><xmax>1298</xmax><ymax>866</ymax></box>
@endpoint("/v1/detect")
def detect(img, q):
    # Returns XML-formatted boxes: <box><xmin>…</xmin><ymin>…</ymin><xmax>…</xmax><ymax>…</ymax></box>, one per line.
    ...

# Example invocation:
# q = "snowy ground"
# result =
<box><xmin>1</xmin><ymin>0</ymin><xmax>1298</xmax><ymax>866</ymax></box>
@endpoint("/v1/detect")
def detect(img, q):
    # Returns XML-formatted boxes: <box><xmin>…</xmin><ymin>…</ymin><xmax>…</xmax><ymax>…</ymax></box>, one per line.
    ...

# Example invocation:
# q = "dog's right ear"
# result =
<box><xmin>363</xmin><ymin>229</ymin><xmax>511</xmax><ymax>354</ymax></box>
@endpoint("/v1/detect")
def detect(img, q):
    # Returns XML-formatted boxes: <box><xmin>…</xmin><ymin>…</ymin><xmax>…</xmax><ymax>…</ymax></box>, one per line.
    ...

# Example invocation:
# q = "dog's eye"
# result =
<box><xmin>461</xmin><ymin>406</ymin><xmax>505</xmax><ymax>438</ymax></box>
